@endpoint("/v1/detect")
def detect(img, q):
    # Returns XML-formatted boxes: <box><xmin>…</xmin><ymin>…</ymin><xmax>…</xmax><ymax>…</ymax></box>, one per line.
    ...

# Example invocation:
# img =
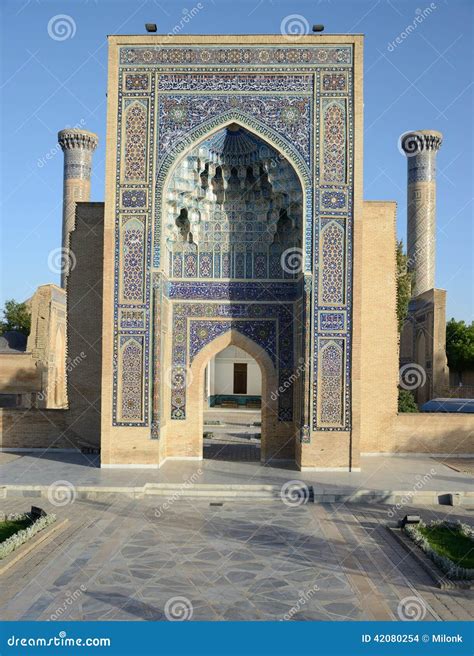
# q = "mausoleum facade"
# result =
<box><xmin>100</xmin><ymin>34</ymin><xmax>365</xmax><ymax>469</ymax></box>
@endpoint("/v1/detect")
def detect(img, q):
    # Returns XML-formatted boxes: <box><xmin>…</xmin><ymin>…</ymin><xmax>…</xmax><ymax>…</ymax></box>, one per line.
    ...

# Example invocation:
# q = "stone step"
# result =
<box><xmin>1</xmin><ymin>485</ymin><xmax>471</xmax><ymax>505</ymax></box>
<box><xmin>144</xmin><ymin>483</ymin><xmax>294</xmax><ymax>499</ymax></box>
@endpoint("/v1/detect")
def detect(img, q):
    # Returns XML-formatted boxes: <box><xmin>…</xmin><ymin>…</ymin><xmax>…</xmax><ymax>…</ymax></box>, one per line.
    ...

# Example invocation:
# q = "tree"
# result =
<box><xmin>446</xmin><ymin>318</ymin><xmax>474</xmax><ymax>375</ymax></box>
<box><xmin>0</xmin><ymin>299</ymin><xmax>31</xmax><ymax>336</ymax></box>
<box><xmin>398</xmin><ymin>388</ymin><xmax>418</xmax><ymax>413</ymax></box>
<box><xmin>396</xmin><ymin>240</ymin><xmax>412</xmax><ymax>333</ymax></box>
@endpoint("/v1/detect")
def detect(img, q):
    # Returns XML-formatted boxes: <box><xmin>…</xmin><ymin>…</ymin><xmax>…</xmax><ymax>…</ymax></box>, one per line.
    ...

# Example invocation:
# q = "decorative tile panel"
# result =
<box><xmin>121</xmin><ymin>46</ymin><xmax>352</xmax><ymax>67</ymax></box>
<box><xmin>319</xmin><ymin>311</ymin><xmax>346</xmax><ymax>332</ymax></box>
<box><xmin>124</xmin><ymin>73</ymin><xmax>150</xmax><ymax>91</ymax></box>
<box><xmin>318</xmin><ymin>339</ymin><xmax>344</xmax><ymax>426</ymax></box>
<box><xmin>119</xmin><ymin>336</ymin><xmax>144</xmax><ymax>422</ymax></box>
<box><xmin>123</xmin><ymin>100</ymin><xmax>148</xmax><ymax>181</ymax></box>
<box><xmin>121</xmin><ymin>189</ymin><xmax>147</xmax><ymax>208</ymax></box>
<box><xmin>119</xmin><ymin>309</ymin><xmax>146</xmax><ymax>330</ymax></box>
<box><xmin>320</xmin><ymin>188</ymin><xmax>348</xmax><ymax>212</ymax></box>
<box><xmin>319</xmin><ymin>220</ymin><xmax>345</xmax><ymax>306</ymax></box>
<box><xmin>111</xmin><ymin>43</ymin><xmax>355</xmax><ymax>438</ymax></box>
<box><xmin>158</xmin><ymin>74</ymin><xmax>313</xmax><ymax>92</ymax></box>
<box><xmin>120</xmin><ymin>217</ymin><xmax>145</xmax><ymax>303</ymax></box>
<box><xmin>321</xmin><ymin>98</ymin><xmax>346</xmax><ymax>183</ymax></box>
<box><xmin>322</xmin><ymin>73</ymin><xmax>347</xmax><ymax>92</ymax></box>
<box><xmin>158</xmin><ymin>95</ymin><xmax>311</xmax><ymax>164</ymax></box>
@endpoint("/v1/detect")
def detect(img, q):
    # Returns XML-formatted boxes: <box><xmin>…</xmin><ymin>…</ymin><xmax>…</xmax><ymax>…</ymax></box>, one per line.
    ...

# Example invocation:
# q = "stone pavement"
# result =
<box><xmin>1</xmin><ymin>451</ymin><xmax>472</xmax><ymax>494</ymax></box>
<box><xmin>2</xmin><ymin>497</ymin><xmax>473</xmax><ymax>621</ymax></box>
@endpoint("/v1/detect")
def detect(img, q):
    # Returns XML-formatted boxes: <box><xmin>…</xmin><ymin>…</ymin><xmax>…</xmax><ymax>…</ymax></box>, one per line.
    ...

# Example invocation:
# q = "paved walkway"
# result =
<box><xmin>2</xmin><ymin>498</ymin><xmax>473</xmax><ymax>621</ymax></box>
<box><xmin>1</xmin><ymin>451</ymin><xmax>472</xmax><ymax>494</ymax></box>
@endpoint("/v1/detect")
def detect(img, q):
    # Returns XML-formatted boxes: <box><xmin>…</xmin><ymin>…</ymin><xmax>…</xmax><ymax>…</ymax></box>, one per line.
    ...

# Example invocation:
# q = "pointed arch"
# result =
<box><xmin>159</xmin><ymin>110</ymin><xmax>310</xmax><ymax>187</ymax></box>
<box><xmin>188</xmin><ymin>329</ymin><xmax>279</xmax><ymax>462</ymax></box>
<box><xmin>153</xmin><ymin>111</ymin><xmax>311</xmax><ymax>271</ymax></box>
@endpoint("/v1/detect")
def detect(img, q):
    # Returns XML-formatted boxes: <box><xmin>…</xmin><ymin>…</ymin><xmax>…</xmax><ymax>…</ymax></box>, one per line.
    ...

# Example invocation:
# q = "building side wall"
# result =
<box><xmin>26</xmin><ymin>284</ymin><xmax>67</xmax><ymax>408</ymax></box>
<box><xmin>358</xmin><ymin>201</ymin><xmax>399</xmax><ymax>453</ymax></box>
<box><xmin>66</xmin><ymin>202</ymin><xmax>105</xmax><ymax>447</ymax></box>
<box><xmin>367</xmin><ymin>413</ymin><xmax>474</xmax><ymax>455</ymax></box>
<box><xmin>400</xmin><ymin>288</ymin><xmax>449</xmax><ymax>403</ymax></box>
<box><xmin>0</xmin><ymin>408</ymin><xmax>71</xmax><ymax>450</ymax></box>
<box><xmin>0</xmin><ymin>354</ymin><xmax>41</xmax><ymax>394</ymax></box>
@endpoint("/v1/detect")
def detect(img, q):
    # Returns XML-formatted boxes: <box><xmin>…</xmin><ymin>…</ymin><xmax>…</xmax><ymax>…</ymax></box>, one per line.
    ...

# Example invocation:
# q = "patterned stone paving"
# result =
<box><xmin>2</xmin><ymin>497</ymin><xmax>473</xmax><ymax>622</ymax></box>
<box><xmin>204</xmin><ymin>441</ymin><xmax>260</xmax><ymax>462</ymax></box>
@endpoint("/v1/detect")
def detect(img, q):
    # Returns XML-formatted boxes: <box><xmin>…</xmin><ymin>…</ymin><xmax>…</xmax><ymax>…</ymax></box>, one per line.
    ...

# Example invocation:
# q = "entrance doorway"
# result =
<box><xmin>203</xmin><ymin>346</ymin><xmax>262</xmax><ymax>462</ymax></box>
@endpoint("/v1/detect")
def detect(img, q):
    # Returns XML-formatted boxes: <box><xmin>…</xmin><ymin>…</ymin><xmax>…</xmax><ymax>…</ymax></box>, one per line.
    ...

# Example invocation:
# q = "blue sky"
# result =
<box><xmin>1</xmin><ymin>0</ymin><xmax>472</xmax><ymax>320</ymax></box>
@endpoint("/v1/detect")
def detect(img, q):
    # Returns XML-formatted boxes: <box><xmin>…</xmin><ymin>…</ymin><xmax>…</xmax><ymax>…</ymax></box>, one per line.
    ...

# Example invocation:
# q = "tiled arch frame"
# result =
<box><xmin>151</xmin><ymin>113</ymin><xmax>312</xmax><ymax>441</ymax></box>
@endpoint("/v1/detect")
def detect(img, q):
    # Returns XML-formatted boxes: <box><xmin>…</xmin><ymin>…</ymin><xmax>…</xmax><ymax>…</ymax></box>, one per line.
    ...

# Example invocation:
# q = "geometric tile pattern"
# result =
<box><xmin>112</xmin><ymin>43</ymin><xmax>355</xmax><ymax>435</ymax></box>
<box><xmin>318</xmin><ymin>339</ymin><xmax>344</xmax><ymax>425</ymax></box>
<box><xmin>124</xmin><ymin>101</ymin><xmax>147</xmax><ymax>180</ymax></box>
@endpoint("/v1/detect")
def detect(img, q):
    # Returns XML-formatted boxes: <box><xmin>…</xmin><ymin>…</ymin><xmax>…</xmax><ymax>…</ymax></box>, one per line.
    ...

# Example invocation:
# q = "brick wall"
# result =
<box><xmin>359</xmin><ymin>201</ymin><xmax>400</xmax><ymax>455</ymax></box>
<box><xmin>66</xmin><ymin>202</ymin><xmax>105</xmax><ymax>447</ymax></box>
<box><xmin>371</xmin><ymin>413</ymin><xmax>474</xmax><ymax>455</ymax></box>
<box><xmin>0</xmin><ymin>407</ymin><xmax>71</xmax><ymax>449</ymax></box>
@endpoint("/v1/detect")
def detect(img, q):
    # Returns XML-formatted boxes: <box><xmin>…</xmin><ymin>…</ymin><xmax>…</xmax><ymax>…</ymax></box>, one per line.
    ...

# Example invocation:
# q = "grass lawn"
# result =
<box><xmin>0</xmin><ymin>518</ymin><xmax>31</xmax><ymax>543</ymax></box>
<box><xmin>419</xmin><ymin>524</ymin><xmax>474</xmax><ymax>569</ymax></box>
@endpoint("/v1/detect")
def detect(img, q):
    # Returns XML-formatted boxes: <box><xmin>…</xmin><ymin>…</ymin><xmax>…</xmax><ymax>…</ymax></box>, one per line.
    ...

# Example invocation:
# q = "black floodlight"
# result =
<box><xmin>401</xmin><ymin>514</ymin><xmax>421</xmax><ymax>528</ymax></box>
<box><xmin>145</xmin><ymin>23</ymin><xmax>157</xmax><ymax>33</ymax></box>
<box><xmin>312</xmin><ymin>24</ymin><xmax>325</xmax><ymax>33</ymax></box>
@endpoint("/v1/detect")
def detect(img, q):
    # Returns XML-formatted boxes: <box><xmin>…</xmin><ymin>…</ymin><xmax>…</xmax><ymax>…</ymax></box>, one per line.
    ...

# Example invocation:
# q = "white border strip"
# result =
<box><xmin>300</xmin><ymin>467</ymin><xmax>361</xmax><ymax>472</ymax></box>
<box><xmin>1</xmin><ymin>448</ymin><xmax>81</xmax><ymax>453</ymax></box>
<box><xmin>362</xmin><ymin>452</ymin><xmax>474</xmax><ymax>458</ymax></box>
<box><xmin>101</xmin><ymin>464</ymin><xmax>160</xmax><ymax>469</ymax></box>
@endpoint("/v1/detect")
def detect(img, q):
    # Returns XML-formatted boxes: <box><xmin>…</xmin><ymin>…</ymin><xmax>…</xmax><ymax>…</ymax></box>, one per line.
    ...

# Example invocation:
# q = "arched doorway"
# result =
<box><xmin>187</xmin><ymin>330</ymin><xmax>278</xmax><ymax>462</ymax></box>
<box><xmin>205</xmin><ymin>344</ymin><xmax>261</xmax><ymax>461</ymax></box>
